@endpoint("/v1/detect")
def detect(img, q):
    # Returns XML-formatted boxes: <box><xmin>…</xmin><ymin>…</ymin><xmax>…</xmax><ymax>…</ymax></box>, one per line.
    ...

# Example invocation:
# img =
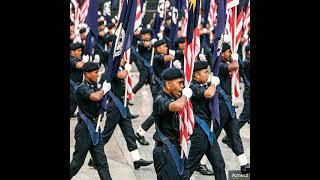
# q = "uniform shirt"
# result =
<box><xmin>153</xmin><ymin>53</ymin><xmax>167</xmax><ymax>80</ymax></box>
<box><xmin>190</xmin><ymin>80</ymin><xmax>211</xmax><ymax>125</ymax></box>
<box><xmin>110</xmin><ymin>67</ymin><xmax>125</xmax><ymax>101</ymax></box>
<box><xmin>70</xmin><ymin>56</ymin><xmax>83</xmax><ymax>84</ymax></box>
<box><xmin>137</xmin><ymin>40</ymin><xmax>152</xmax><ymax>61</ymax></box>
<box><xmin>153</xmin><ymin>90</ymin><xmax>180</xmax><ymax>145</ymax></box>
<box><xmin>218</xmin><ymin>61</ymin><xmax>232</xmax><ymax>96</ymax></box>
<box><xmin>76</xmin><ymin>80</ymin><xmax>100</xmax><ymax>119</ymax></box>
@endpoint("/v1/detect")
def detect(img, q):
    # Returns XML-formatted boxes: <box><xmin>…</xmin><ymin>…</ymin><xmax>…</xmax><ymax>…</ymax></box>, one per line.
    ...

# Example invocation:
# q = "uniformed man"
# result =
<box><xmin>135</xmin><ymin>39</ymin><xmax>175</xmax><ymax>145</ymax></box>
<box><xmin>132</xmin><ymin>28</ymin><xmax>153</xmax><ymax>94</ymax></box>
<box><xmin>98</xmin><ymin>56</ymin><xmax>153</xmax><ymax>169</ymax></box>
<box><xmin>70</xmin><ymin>62</ymin><xmax>112</xmax><ymax>180</ymax></box>
<box><xmin>222</xmin><ymin>44</ymin><xmax>250</xmax><ymax>147</ymax></box>
<box><xmin>153</xmin><ymin>67</ymin><xmax>191</xmax><ymax>180</ymax></box>
<box><xmin>188</xmin><ymin>61</ymin><xmax>227</xmax><ymax>180</ymax></box>
<box><xmin>217</xmin><ymin>43</ymin><xmax>250</xmax><ymax>174</ymax></box>
<box><xmin>70</xmin><ymin>42</ymin><xmax>88</xmax><ymax>118</ymax></box>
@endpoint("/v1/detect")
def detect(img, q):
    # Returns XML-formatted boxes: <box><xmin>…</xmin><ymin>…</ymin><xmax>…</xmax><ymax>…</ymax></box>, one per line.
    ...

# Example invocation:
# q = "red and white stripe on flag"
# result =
<box><xmin>208</xmin><ymin>0</ymin><xmax>218</xmax><ymax>27</ymax></box>
<box><xmin>243</xmin><ymin>0</ymin><xmax>250</xmax><ymax>37</ymax></box>
<box><xmin>227</xmin><ymin>4</ymin><xmax>243</xmax><ymax>105</ymax></box>
<box><xmin>227</xmin><ymin>0</ymin><xmax>239</xmax><ymax>10</ymax></box>
<box><xmin>124</xmin><ymin>49</ymin><xmax>133</xmax><ymax>101</ymax></box>
<box><xmin>134</xmin><ymin>0</ymin><xmax>142</xmax><ymax>31</ymax></box>
<box><xmin>180</xmin><ymin>0</ymin><xmax>201</xmax><ymax>158</ymax></box>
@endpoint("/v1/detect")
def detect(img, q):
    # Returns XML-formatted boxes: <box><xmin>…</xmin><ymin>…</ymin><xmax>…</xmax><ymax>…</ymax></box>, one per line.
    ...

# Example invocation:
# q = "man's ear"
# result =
<box><xmin>166</xmin><ymin>81</ymin><xmax>171</xmax><ymax>89</ymax></box>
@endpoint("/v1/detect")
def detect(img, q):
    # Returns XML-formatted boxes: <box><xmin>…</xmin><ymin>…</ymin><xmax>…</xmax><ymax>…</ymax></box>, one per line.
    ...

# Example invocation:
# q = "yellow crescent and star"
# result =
<box><xmin>189</xmin><ymin>0</ymin><xmax>197</xmax><ymax>12</ymax></box>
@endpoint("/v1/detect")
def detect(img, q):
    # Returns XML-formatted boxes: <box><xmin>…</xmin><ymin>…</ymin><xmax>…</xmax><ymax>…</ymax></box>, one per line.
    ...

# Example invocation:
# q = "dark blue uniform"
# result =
<box><xmin>70</xmin><ymin>56</ymin><xmax>83</xmax><ymax>117</ymax></box>
<box><xmin>217</xmin><ymin>61</ymin><xmax>245</xmax><ymax>156</ymax></box>
<box><xmin>238</xmin><ymin>56</ymin><xmax>250</xmax><ymax>128</ymax></box>
<box><xmin>153</xmin><ymin>90</ymin><xmax>190</xmax><ymax>180</ymax></box>
<box><xmin>188</xmin><ymin>80</ymin><xmax>227</xmax><ymax>180</ymax></box>
<box><xmin>101</xmin><ymin>67</ymin><xmax>138</xmax><ymax>152</ymax></box>
<box><xmin>70</xmin><ymin>80</ymin><xmax>112</xmax><ymax>180</ymax></box>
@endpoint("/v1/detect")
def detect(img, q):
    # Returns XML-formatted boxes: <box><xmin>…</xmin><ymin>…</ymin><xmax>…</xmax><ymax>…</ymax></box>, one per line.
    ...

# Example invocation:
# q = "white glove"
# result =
<box><xmin>137</xmin><ymin>27</ymin><xmax>142</xmax><ymax>32</ymax></box>
<box><xmin>210</xmin><ymin>75</ymin><xmax>220</xmax><ymax>86</ymax></box>
<box><xmin>101</xmin><ymin>81</ymin><xmax>111</xmax><ymax>95</ymax></box>
<box><xmin>104</xmin><ymin>27</ymin><xmax>109</xmax><ymax>33</ymax></box>
<box><xmin>182</xmin><ymin>87</ymin><xmax>193</xmax><ymax>99</ymax></box>
<box><xmin>173</xmin><ymin>60</ymin><xmax>182</xmax><ymax>69</ymax></box>
<box><xmin>231</xmin><ymin>53</ymin><xmax>239</xmax><ymax>61</ymax></box>
<box><xmin>199</xmin><ymin>54</ymin><xmax>206</xmax><ymax>61</ymax></box>
<box><xmin>151</xmin><ymin>39</ymin><xmax>157</xmax><ymax>44</ymax></box>
<box><xmin>209</xmin><ymin>26</ymin><xmax>215</xmax><ymax>32</ymax></box>
<box><xmin>93</xmin><ymin>54</ymin><xmax>100</xmax><ymax>63</ymax></box>
<box><xmin>157</xmin><ymin>33</ymin><xmax>163</xmax><ymax>39</ymax></box>
<box><xmin>146</xmin><ymin>24</ymin><xmax>151</xmax><ymax>29</ymax></box>
<box><xmin>124</xmin><ymin>63</ymin><xmax>132</xmax><ymax>72</ymax></box>
<box><xmin>202</xmin><ymin>28</ymin><xmax>208</xmax><ymax>34</ymax></box>
<box><xmin>111</xmin><ymin>18</ymin><xmax>116</xmax><ymax>24</ymax></box>
<box><xmin>169</xmin><ymin>50</ymin><xmax>175</xmax><ymax>57</ymax></box>
<box><xmin>82</xmin><ymin>55</ymin><xmax>89</xmax><ymax>63</ymax></box>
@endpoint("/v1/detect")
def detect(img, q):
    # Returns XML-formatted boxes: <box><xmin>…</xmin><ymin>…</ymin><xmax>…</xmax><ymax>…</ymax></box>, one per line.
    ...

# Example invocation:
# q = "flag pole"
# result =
<box><xmin>124</xmin><ymin>75</ymin><xmax>128</xmax><ymax>107</ymax></box>
<box><xmin>231</xmin><ymin>6</ymin><xmax>237</xmax><ymax>106</ymax></box>
<box><xmin>150</xmin><ymin>47</ymin><xmax>155</xmax><ymax>66</ymax></box>
<box><xmin>96</xmin><ymin>113</ymin><xmax>102</xmax><ymax>132</ymax></box>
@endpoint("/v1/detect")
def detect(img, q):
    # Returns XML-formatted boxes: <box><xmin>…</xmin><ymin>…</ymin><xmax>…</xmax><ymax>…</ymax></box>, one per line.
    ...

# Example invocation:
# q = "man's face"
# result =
<box><xmin>221</xmin><ymin>49</ymin><xmax>231</xmax><ymax>62</ymax></box>
<box><xmin>71</xmin><ymin>48</ymin><xmax>82</xmax><ymax>59</ymax></box>
<box><xmin>80</xmin><ymin>32</ymin><xmax>86</xmax><ymax>40</ymax></box>
<box><xmin>246</xmin><ymin>50</ymin><xmax>250</xmax><ymax>61</ymax></box>
<box><xmin>156</xmin><ymin>44</ymin><xmax>168</xmax><ymax>54</ymax></box>
<box><xmin>194</xmin><ymin>69</ymin><xmax>209</xmax><ymax>83</ymax></box>
<box><xmin>86</xmin><ymin>70</ymin><xmax>99</xmax><ymax>83</ymax></box>
<box><xmin>70</xmin><ymin>25</ymin><xmax>75</xmax><ymax>33</ymax></box>
<box><xmin>178</xmin><ymin>42</ymin><xmax>185</xmax><ymax>50</ymax></box>
<box><xmin>141</xmin><ymin>33</ymin><xmax>151</xmax><ymax>41</ymax></box>
<box><xmin>167</xmin><ymin>78</ymin><xmax>185</xmax><ymax>98</ymax></box>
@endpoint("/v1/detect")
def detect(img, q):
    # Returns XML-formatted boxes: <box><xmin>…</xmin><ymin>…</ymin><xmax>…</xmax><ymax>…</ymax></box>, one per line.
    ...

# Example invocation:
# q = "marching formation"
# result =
<box><xmin>70</xmin><ymin>0</ymin><xmax>250</xmax><ymax>179</ymax></box>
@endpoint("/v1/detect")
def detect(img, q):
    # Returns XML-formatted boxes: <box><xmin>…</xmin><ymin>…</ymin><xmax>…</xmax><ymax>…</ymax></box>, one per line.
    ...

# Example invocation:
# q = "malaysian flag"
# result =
<box><xmin>209</xmin><ymin>0</ymin><xmax>227</xmax><ymax>126</ymax></box>
<box><xmin>180</xmin><ymin>0</ymin><xmax>188</xmax><ymax>37</ymax></box>
<box><xmin>71</xmin><ymin>0</ymin><xmax>90</xmax><ymax>42</ymax></box>
<box><xmin>208</xmin><ymin>0</ymin><xmax>218</xmax><ymax>27</ymax></box>
<box><xmin>227</xmin><ymin>0</ymin><xmax>243</xmax><ymax>105</ymax></box>
<box><xmin>153</xmin><ymin>0</ymin><xmax>166</xmax><ymax>39</ymax></box>
<box><xmin>180</xmin><ymin>0</ymin><xmax>201</xmax><ymax>158</ymax></box>
<box><xmin>134</xmin><ymin>0</ymin><xmax>143</xmax><ymax>31</ymax></box>
<box><xmin>124</xmin><ymin>48</ymin><xmax>133</xmax><ymax>107</ymax></box>
<box><xmin>242</xmin><ymin>0</ymin><xmax>250</xmax><ymax>56</ymax></box>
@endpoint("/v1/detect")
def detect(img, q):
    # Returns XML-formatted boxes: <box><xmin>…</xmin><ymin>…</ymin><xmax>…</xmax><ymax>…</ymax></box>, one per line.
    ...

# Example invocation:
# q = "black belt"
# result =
<box><xmin>155</xmin><ymin>141</ymin><xmax>179</xmax><ymax>147</ymax></box>
<box><xmin>78</xmin><ymin>116</ymin><xmax>98</xmax><ymax>125</ymax></box>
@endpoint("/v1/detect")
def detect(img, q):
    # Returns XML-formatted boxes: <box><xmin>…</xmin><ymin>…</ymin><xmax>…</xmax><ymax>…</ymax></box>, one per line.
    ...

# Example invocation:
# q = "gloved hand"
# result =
<box><xmin>104</xmin><ymin>27</ymin><xmax>109</xmax><ymax>33</ymax></box>
<box><xmin>169</xmin><ymin>49</ymin><xmax>175</xmax><ymax>57</ymax></box>
<box><xmin>210</xmin><ymin>74</ymin><xmax>220</xmax><ymax>86</ymax></box>
<box><xmin>173</xmin><ymin>60</ymin><xmax>182</xmax><ymax>69</ymax></box>
<box><xmin>82</xmin><ymin>55</ymin><xmax>89</xmax><ymax>63</ymax></box>
<box><xmin>199</xmin><ymin>54</ymin><xmax>206</xmax><ymax>61</ymax></box>
<box><xmin>93</xmin><ymin>54</ymin><xmax>100</xmax><ymax>63</ymax></box>
<box><xmin>157</xmin><ymin>33</ymin><xmax>163</xmax><ymax>39</ymax></box>
<box><xmin>124</xmin><ymin>63</ymin><xmax>132</xmax><ymax>72</ymax></box>
<box><xmin>202</xmin><ymin>28</ymin><xmax>208</xmax><ymax>34</ymax></box>
<box><xmin>182</xmin><ymin>87</ymin><xmax>193</xmax><ymax>99</ymax></box>
<box><xmin>231</xmin><ymin>53</ymin><xmax>239</xmax><ymax>61</ymax></box>
<box><xmin>102</xmin><ymin>81</ymin><xmax>111</xmax><ymax>95</ymax></box>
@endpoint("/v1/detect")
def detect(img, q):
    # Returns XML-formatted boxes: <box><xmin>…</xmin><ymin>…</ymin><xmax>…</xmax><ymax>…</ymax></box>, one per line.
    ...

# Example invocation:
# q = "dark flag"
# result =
<box><xmin>152</xmin><ymin>0</ymin><xmax>165</xmax><ymax>39</ymax></box>
<box><xmin>209</xmin><ymin>0</ymin><xmax>227</xmax><ymax>126</ymax></box>
<box><xmin>84</xmin><ymin>0</ymin><xmax>98</xmax><ymax>55</ymax></box>
<box><xmin>106</xmin><ymin>0</ymin><xmax>137</xmax><ymax>81</ymax></box>
<box><xmin>169</xmin><ymin>0</ymin><xmax>182</xmax><ymax>49</ymax></box>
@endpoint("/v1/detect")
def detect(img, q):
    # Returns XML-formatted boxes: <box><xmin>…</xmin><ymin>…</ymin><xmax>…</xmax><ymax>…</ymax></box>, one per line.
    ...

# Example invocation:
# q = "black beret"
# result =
<box><xmin>245</xmin><ymin>44</ymin><xmax>250</xmax><ymax>52</ymax></box>
<box><xmin>193</xmin><ymin>61</ymin><xmax>208</xmax><ymax>72</ymax></box>
<box><xmin>222</xmin><ymin>43</ymin><xmax>231</xmax><ymax>52</ymax></box>
<box><xmin>140</xmin><ymin>28</ymin><xmax>151</xmax><ymax>35</ymax></box>
<box><xmin>70</xmin><ymin>42</ymin><xmax>83</xmax><ymax>50</ymax></box>
<box><xmin>104</xmin><ymin>34</ymin><xmax>114</xmax><ymax>43</ymax></box>
<box><xmin>82</xmin><ymin>62</ymin><xmax>100</xmax><ymax>72</ymax></box>
<box><xmin>161</xmin><ymin>68</ymin><xmax>184</xmax><ymax>80</ymax></box>
<box><xmin>175</xmin><ymin>37</ymin><xmax>185</xmax><ymax>44</ymax></box>
<box><xmin>98</xmin><ymin>21</ymin><xmax>105</xmax><ymax>26</ymax></box>
<box><xmin>79</xmin><ymin>28</ymin><xmax>86</xmax><ymax>33</ymax></box>
<box><xmin>154</xmin><ymin>39</ymin><xmax>166</xmax><ymax>48</ymax></box>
